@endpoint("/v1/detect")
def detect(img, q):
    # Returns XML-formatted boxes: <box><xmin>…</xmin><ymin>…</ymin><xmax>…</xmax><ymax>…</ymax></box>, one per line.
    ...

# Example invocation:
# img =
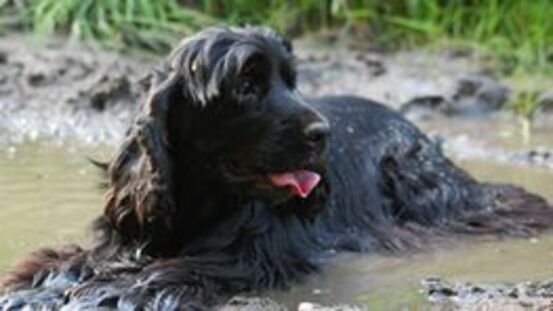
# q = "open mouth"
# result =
<box><xmin>267</xmin><ymin>170</ymin><xmax>321</xmax><ymax>198</ymax></box>
<box><xmin>225</xmin><ymin>163</ymin><xmax>322</xmax><ymax>199</ymax></box>
<box><xmin>222</xmin><ymin>161</ymin><xmax>323</xmax><ymax>199</ymax></box>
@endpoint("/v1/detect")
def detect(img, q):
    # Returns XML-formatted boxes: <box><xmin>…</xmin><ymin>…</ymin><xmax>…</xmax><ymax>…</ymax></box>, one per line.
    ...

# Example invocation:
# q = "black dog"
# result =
<box><xmin>1</xmin><ymin>26</ymin><xmax>552</xmax><ymax>310</ymax></box>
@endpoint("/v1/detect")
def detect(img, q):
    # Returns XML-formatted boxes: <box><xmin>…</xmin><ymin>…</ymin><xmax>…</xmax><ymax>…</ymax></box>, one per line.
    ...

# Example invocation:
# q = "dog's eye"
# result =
<box><xmin>281</xmin><ymin>65</ymin><xmax>297</xmax><ymax>88</ymax></box>
<box><xmin>241</xmin><ymin>80</ymin><xmax>252</xmax><ymax>92</ymax></box>
<box><xmin>238</xmin><ymin>79</ymin><xmax>257</xmax><ymax>96</ymax></box>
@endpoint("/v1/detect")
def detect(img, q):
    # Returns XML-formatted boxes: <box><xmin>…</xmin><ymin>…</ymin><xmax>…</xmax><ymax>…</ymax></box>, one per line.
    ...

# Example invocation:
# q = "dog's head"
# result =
<box><xmin>167</xmin><ymin>26</ymin><xmax>329</xmax><ymax>200</ymax></box>
<box><xmin>104</xmin><ymin>27</ymin><xmax>329</xmax><ymax>248</ymax></box>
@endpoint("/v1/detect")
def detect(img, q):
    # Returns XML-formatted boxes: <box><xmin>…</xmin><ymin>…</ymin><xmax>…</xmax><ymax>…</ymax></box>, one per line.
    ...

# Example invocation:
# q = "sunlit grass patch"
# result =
<box><xmin>1</xmin><ymin>0</ymin><xmax>551</xmax><ymax>74</ymax></box>
<box><xmin>23</xmin><ymin>0</ymin><xmax>215</xmax><ymax>52</ymax></box>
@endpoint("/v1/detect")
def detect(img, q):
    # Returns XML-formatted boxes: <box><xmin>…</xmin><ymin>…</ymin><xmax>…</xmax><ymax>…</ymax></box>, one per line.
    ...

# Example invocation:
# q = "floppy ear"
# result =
<box><xmin>103</xmin><ymin>67</ymin><xmax>181</xmax><ymax>253</ymax></box>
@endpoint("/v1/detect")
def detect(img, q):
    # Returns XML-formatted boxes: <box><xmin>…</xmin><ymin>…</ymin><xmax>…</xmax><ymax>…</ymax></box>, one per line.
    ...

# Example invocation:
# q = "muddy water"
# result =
<box><xmin>0</xmin><ymin>116</ymin><xmax>552</xmax><ymax>309</ymax></box>
<box><xmin>0</xmin><ymin>143</ymin><xmax>109</xmax><ymax>273</ymax></box>
<box><xmin>271</xmin><ymin>160</ymin><xmax>553</xmax><ymax>309</ymax></box>
<box><xmin>417</xmin><ymin>114</ymin><xmax>553</xmax><ymax>154</ymax></box>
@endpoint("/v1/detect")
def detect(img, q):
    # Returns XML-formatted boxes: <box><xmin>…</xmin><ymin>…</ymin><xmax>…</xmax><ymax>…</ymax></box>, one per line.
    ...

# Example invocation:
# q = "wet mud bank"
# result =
<box><xmin>0</xmin><ymin>36</ymin><xmax>149</xmax><ymax>144</ymax></box>
<box><xmin>1</xmin><ymin>35</ymin><xmax>552</xmax><ymax>169</ymax></box>
<box><xmin>424</xmin><ymin>277</ymin><xmax>553</xmax><ymax>310</ymax></box>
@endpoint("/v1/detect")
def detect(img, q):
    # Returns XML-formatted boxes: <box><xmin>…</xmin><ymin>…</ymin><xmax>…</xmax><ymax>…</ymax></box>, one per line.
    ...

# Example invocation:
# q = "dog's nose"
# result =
<box><xmin>304</xmin><ymin>122</ymin><xmax>330</xmax><ymax>147</ymax></box>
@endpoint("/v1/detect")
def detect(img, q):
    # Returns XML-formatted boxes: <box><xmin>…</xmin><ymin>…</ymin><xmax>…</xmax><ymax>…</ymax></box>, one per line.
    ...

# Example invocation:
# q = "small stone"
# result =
<box><xmin>400</xmin><ymin>96</ymin><xmax>448</xmax><ymax>120</ymax></box>
<box><xmin>533</xmin><ymin>90</ymin><xmax>553</xmax><ymax>116</ymax></box>
<box><xmin>298</xmin><ymin>302</ymin><xmax>316</xmax><ymax>311</ymax></box>
<box><xmin>221</xmin><ymin>297</ymin><xmax>286</xmax><ymax>311</ymax></box>
<box><xmin>450</xmin><ymin>75</ymin><xmax>509</xmax><ymax>115</ymax></box>
<box><xmin>507</xmin><ymin>287</ymin><xmax>519</xmax><ymax>299</ymax></box>
<box><xmin>354</xmin><ymin>54</ymin><xmax>386</xmax><ymax>76</ymax></box>
<box><xmin>438</xmin><ymin>287</ymin><xmax>458</xmax><ymax>297</ymax></box>
<box><xmin>0</xmin><ymin>50</ymin><xmax>7</xmax><ymax>64</ymax></box>
<box><xmin>537</xmin><ymin>90</ymin><xmax>553</xmax><ymax>108</ymax></box>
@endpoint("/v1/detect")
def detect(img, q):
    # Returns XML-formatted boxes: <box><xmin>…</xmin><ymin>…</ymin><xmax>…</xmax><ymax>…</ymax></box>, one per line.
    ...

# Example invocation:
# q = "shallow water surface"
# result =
<box><xmin>1</xmin><ymin>141</ymin><xmax>552</xmax><ymax>309</ymax></box>
<box><xmin>417</xmin><ymin>114</ymin><xmax>553</xmax><ymax>168</ymax></box>
<box><xmin>0</xmin><ymin>143</ymin><xmax>109</xmax><ymax>273</ymax></box>
<box><xmin>270</xmin><ymin>160</ymin><xmax>553</xmax><ymax>309</ymax></box>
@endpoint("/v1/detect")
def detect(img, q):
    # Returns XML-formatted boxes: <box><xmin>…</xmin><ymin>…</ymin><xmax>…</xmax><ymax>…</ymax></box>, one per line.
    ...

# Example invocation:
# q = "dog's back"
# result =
<box><xmin>312</xmin><ymin>95</ymin><xmax>553</xmax><ymax>251</ymax></box>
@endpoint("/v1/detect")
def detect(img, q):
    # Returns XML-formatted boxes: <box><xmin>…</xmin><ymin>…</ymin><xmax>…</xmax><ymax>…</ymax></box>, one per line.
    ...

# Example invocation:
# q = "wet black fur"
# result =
<box><xmin>2</xmin><ymin>26</ymin><xmax>552</xmax><ymax>310</ymax></box>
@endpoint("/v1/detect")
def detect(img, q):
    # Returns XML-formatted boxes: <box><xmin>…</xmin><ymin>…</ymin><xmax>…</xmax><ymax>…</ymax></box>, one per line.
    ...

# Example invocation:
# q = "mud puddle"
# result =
<box><xmin>269</xmin><ymin>160</ymin><xmax>553</xmax><ymax>309</ymax></box>
<box><xmin>415</xmin><ymin>114</ymin><xmax>553</xmax><ymax>171</ymax></box>
<box><xmin>0</xmin><ymin>142</ymin><xmax>109</xmax><ymax>273</ymax></box>
<box><xmin>1</xmin><ymin>142</ymin><xmax>553</xmax><ymax>309</ymax></box>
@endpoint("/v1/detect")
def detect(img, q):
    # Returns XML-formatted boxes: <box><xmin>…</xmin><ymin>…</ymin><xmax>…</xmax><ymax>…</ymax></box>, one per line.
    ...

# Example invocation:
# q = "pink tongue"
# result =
<box><xmin>268</xmin><ymin>170</ymin><xmax>321</xmax><ymax>198</ymax></box>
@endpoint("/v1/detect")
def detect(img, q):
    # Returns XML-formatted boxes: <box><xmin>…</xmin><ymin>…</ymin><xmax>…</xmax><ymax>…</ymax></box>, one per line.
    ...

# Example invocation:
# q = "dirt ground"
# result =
<box><xmin>0</xmin><ymin>34</ymin><xmax>522</xmax><ymax>144</ymax></box>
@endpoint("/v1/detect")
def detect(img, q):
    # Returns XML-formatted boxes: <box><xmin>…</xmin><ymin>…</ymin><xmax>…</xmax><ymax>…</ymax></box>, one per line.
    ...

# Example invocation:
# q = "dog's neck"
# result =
<box><xmin>167</xmin><ymin>158</ymin><xmax>252</xmax><ymax>248</ymax></box>
<box><xmin>99</xmin><ymin>145</ymin><xmax>326</xmax><ymax>257</ymax></box>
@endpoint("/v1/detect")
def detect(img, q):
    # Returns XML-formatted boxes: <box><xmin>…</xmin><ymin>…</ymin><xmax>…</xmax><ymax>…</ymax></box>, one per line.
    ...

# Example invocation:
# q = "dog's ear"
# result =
<box><xmin>103</xmin><ymin>68</ymin><xmax>181</xmax><ymax>253</ymax></box>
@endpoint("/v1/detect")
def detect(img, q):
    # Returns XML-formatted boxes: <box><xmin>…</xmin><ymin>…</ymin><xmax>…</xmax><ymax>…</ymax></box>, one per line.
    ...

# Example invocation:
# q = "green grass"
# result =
<box><xmin>509</xmin><ymin>91</ymin><xmax>541</xmax><ymax>120</ymax></box>
<box><xmin>0</xmin><ymin>0</ymin><xmax>22</xmax><ymax>34</ymax></box>
<box><xmin>199</xmin><ymin>0</ymin><xmax>553</xmax><ymax>75</ymax></box>
<box><xmin>11</xmin><ymin>0</ymin><xmax>216</xmax><ymax>52</ymax></box>
<box><xmin>2</xmin><ymin>0</ymin><xmax>550</xmax><ymax>75</ymax></box>
<box><xmin>1</xmin><ymin>1</ymin><xmax>551</xmax><ymax>75</ymax></box>
<box><xmin>333</xmin><ymin>0</ymin><xmax>552</xmax><ymax>75</ymax></box>
<box><xmin>508</xmin><ymin>91</ymin><xmax>541</xmax><ymax>142</ymax></box>
<box><xmin>200</xmin><ymin>0</ymin><xmax>332</xmax><ymax>35</ymax></box>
